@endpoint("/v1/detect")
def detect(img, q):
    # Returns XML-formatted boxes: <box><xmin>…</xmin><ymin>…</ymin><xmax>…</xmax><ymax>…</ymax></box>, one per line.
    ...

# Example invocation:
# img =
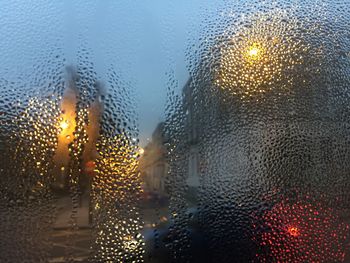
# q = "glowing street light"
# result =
<box><xmin>214</xmin><ymin>10</ymin><xmax>309</xmax><ymax>99</ymax></box>
<box><xmin>248</xmin><ymin>47</ymin><xmax>259</xmax><ymax>57</ymax></box>
<box><xmin>52</xmin><ymin>82</ymin><xmax>78</xmax><ymax>189</ymax></box>
<box><xmin>59</xmin><ymin>119</ymin><xmax>69</xmax><ymax>131</ymax></box>
<box><xmin>246</xmin><ymin>44</ymin><xmax>261</xmax><ymax>61</ymax></box>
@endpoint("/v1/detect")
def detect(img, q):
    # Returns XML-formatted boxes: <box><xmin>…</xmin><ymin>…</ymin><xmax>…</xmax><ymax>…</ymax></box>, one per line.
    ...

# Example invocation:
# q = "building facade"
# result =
<box><xmin>139</xmin><ymin>122</ymin><xmax>169</xmax><ymax>195</ymax></box>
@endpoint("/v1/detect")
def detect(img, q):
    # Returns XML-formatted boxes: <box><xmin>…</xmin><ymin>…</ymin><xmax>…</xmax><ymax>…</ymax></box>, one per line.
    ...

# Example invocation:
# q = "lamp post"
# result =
<box><xmin>53</xmin><ymin>81</ymin><xmax>77</xmax><ymax>190</ymax></box>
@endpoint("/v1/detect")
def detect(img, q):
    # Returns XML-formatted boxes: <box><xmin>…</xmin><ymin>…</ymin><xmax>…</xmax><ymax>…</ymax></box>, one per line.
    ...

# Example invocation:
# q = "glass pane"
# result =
<box><xmin>0</xmin><ymin>0</ymin><xmax>349</xmax><ymax>262</ymax></box>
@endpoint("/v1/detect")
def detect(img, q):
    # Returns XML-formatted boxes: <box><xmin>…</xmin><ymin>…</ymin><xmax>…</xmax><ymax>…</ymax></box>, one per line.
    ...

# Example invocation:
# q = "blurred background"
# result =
<box><xmin>0</xmin><ymin>0</ymin><xmax>350</xmax><ymax>262</ymax></box>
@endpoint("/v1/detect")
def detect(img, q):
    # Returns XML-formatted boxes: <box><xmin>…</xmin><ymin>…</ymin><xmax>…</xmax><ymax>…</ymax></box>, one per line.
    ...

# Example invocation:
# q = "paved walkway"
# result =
<box><xmin>53</xmin><ymin>195</ymin><xmax>91</xmax><ymax>229</ymax></box>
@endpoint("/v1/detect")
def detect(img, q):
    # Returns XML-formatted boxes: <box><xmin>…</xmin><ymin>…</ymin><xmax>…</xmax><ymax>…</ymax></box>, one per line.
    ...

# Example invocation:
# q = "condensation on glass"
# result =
<box><xmin>0</xmin><ymin>0</ymin><xmax>349</xmax><ymax>262</ymax></box>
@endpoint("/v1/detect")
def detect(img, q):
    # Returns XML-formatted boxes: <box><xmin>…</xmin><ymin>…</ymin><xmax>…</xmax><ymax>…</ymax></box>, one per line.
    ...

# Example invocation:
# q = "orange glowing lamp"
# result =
<box><xmin>59</xmin><ymin>119</ymin><xmax>69</xmax><ymax>131</ymax></box>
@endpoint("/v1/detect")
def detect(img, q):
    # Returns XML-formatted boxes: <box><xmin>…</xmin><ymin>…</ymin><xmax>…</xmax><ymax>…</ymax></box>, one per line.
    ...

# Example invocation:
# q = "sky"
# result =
<box><xmin>0</xmin><ymin>0</ymin><xmax>213</xmax><ymax>146</ymax></box>
<box><xmin>133</xmin><ymin>0</ymin><xmax>205</xmax><ymax>146</ymax></box>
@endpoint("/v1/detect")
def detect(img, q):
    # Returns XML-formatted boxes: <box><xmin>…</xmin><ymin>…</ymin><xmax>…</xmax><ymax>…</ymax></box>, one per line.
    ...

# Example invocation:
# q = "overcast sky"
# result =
<box><xmin>0</xmin><ymin>0</ymin><xmax>215</xmax><ymax>146</ymax></box>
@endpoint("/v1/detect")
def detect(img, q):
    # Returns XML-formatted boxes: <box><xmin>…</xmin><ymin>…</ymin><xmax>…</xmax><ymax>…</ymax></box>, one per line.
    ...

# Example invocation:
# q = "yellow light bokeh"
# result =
<box><xmin>57</xmin><ymin>115</ymin><xmax>75</xmax><ymax>139</ymax></box>
<box><xmin>248</xmin><ymin>46</ymin><xmax>259</xmax><ymax>57</ymax></box>
<box><xmin>214</xmin><ymin>10</ymin><xmax>309</xmax><ymax>99</ymax></box>
<box><xmin>245</xmin><ymin>43</ymin><xmax>264</xmax><ymax>64</ymax></box>
<box><xmin>59</xmin><ymin>120</ymin><xmax>69</xmax><ymax>131</ymax></box>
<box><xmin>139</xmin><ymin>147</ymin><xmax>144</xmax><ymax>155</ymax></box>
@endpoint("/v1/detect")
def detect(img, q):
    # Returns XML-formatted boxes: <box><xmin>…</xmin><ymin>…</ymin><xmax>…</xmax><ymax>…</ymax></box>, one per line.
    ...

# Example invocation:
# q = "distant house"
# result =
<box><xmin>139</xmin><ymin>122</ymin><xmax>169</xmax><ymax>195</ymax></box>
<box><xmin>182</xmin><ymin>79</ymin><xmax>200</xmax><ymax>189</ymax></box>
<box><xmin>174</xmin><ymin>46</ymin><xmax>346</xmax><ymax>206</ymax></box>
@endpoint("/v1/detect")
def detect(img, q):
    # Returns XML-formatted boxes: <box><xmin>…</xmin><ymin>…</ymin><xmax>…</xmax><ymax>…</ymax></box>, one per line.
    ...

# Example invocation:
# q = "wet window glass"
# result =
<box><xmin>0</xmin><ymin>0</ymin><xmax>350</xmax><ymax>262</ymax></box>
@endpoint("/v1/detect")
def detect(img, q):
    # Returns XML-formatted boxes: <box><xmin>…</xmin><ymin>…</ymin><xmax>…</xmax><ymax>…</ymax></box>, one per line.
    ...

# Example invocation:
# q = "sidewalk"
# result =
<box><xmin>53</xmin><ymin>195</ymin><xmax>91</xmax><ymax>229</ymax></box>
<box><xmin>49</xmin><ymin>195</ymin><xmax>93</xmax><ymax>262</ymax></box>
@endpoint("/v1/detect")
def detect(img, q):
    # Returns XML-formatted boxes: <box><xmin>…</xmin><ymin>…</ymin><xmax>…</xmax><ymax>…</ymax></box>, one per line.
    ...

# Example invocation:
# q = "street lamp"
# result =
<box><xmin>246</xmin><ymin>43</ymin><xmax>262</xmax><ymax>62</ymax></box>
<box><xmin>214</xmin><ymin>10</ymin><xmax>308</xmax><ymax>99</ymax></box>
<box><xmin>247</xmin><ymin>46</ymin><xmax>259</xmax><ymax>57</ymax></box>
<box><xmin>59</xmin><ymin>119</ymin><xmax>69</xmax><ymax>131</ymax></box>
